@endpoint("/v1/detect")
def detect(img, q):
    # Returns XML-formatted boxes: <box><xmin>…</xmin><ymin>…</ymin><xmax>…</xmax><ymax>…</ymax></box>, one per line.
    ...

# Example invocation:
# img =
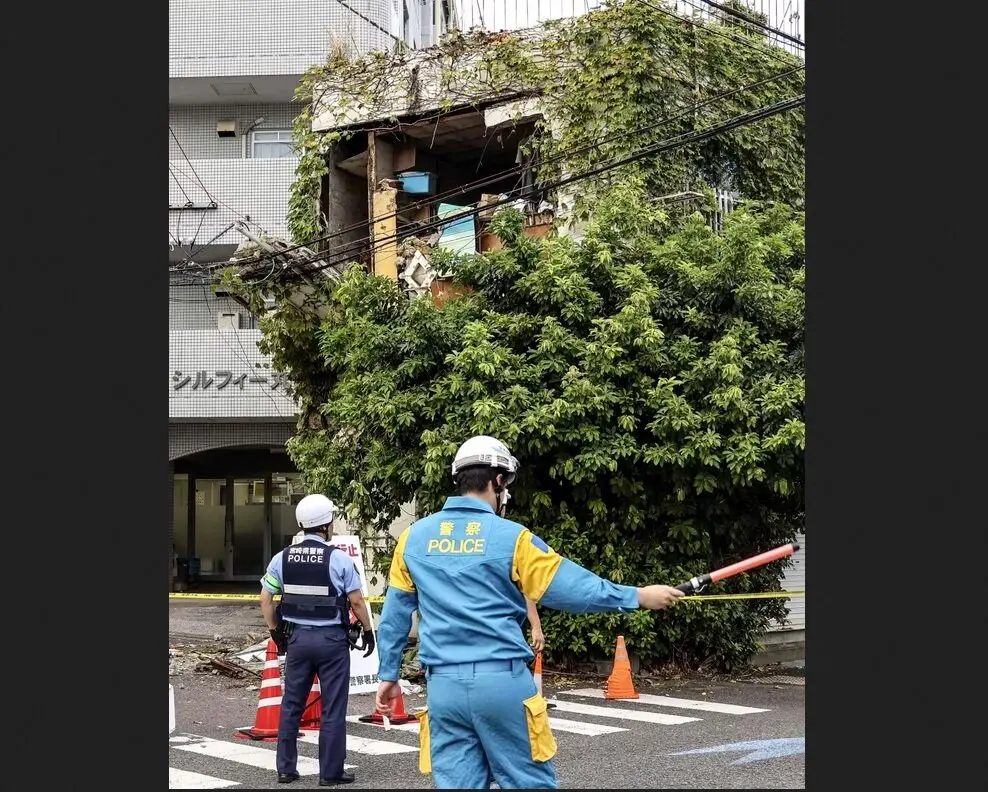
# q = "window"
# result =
<box><xmin>251</xmin><ymin>130</ymin><xmax>295</xmax><ymax>159</ymax></box>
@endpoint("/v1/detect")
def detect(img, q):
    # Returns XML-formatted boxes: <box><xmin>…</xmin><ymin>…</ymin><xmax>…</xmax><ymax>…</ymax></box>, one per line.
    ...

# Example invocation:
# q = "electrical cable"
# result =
<box><xmin>631</xmin><ymin>0</ymin><xmax>797</xmax><ymax>67</ymax></box>
<box><xmin>216</xmin><ymin>63</ymin><xmax>803</xmax><ymax>269</ymax></box>
<box><xmin>234</xmin><ymin>94</ymin><xmax>804</xmax><ymax>280</ymax></box>
<box><xmin>686</xmin><ymin>0</ymin><xmax>803</xmax><ymax>48</ymax></box>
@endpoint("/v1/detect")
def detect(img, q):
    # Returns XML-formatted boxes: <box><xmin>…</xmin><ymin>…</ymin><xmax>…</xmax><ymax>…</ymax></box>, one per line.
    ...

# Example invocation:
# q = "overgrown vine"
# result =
<box><xmin>286</xmin><ymin>0</ymin><xmax>803</xmax><ymax>245</ymax></box>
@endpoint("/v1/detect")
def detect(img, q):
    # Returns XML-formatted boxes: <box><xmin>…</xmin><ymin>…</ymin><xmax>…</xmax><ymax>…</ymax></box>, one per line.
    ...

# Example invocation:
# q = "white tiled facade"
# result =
<box><xmin>168</xmin><ymin>0</ymin><xmax>459</xmax><ymax>587</ymax></box>
<box><xmin>169</xmin><ymin>0</ymin><xmax>451</xmax><ymax>79</ymax></box>
<box><xmin>168</xmin><ymin>0</ymin><xmax>459</xmax><ymax>425</ymax></box>
<box><xmin>169</xmin><ymin>1</ymin><xmax>457</xmax><ymax>267</ymax></box>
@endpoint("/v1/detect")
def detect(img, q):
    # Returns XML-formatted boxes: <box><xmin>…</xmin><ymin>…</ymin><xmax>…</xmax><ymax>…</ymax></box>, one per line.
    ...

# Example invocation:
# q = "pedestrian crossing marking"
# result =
<box><xmin>172</xmin><ymin>735</ymin><xmax>355</xmax><ymax>775</ymax></box>
<box><xmin>547</xmin><ymin>698</ymin><xmax>701</xmax><ymax>725</ymax></box>
<box><xmin>169</xmin><ymin>768</ymin><xmax>240</xmax><ymax>789</ymax></box>
<box><xmin>346</xmin><ymin>714</ymin><xmax>421</xmax><ymax>733</ymax></box>
<box><xmin>344</xmin><ymin>712</ymin><xmax>627</xmax><ymax>738</ymax></box>
<box><xmin>169</xmin><ymin>687</ymin><xmax>774</xmax><ymax>789</ymax></box>
<box><xmin>298</xmin><ymin>728</ymin><xmax>418</xmax><ymax>754</ymax></box>
<box><xmin>547</xmin><ymin>716</ymin><xmax>627</xmax><ymax>736</ymax></box>
<box><xmin>561</xmin><ymin>688</ymin><xmax>770</xmax><ymax>715</ymax></box>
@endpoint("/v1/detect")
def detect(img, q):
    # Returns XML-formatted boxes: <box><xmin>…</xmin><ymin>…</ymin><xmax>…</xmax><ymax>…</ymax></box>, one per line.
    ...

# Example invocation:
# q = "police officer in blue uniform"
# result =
<box><xmin>259</xmin><ymin>494</ymin><xmax>375</xmax><ymax>786</ymax></box>
<box><xmin>373</xmin><ymin>435</ymin><xmax>686</xmax><ymax>789</ymax></box>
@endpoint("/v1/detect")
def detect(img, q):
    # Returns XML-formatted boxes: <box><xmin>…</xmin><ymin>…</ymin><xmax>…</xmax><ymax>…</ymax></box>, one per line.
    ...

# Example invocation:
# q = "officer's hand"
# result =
<box><xmin>270</xmin><ymin>628</ymin><xmax>287</xmax><ymax>656</ymax></box>
<box><xmin>375</xmin><ymin>681</ymin><xmax>401</xmax><ymax>716</ymax></box>
<box><xmin>530</xmin><ymin>625</ymin><xmax>545</xmax><ymax>653</ymax></box>
<box><xmin>636</xmin><ymin>585</ymin><xmax>685</xmax><ymax>610</ymax></box>
<box><xmin>361</xmin><ymin>629</ymin><xmax>375</xmax><ymax>658</ymax></box>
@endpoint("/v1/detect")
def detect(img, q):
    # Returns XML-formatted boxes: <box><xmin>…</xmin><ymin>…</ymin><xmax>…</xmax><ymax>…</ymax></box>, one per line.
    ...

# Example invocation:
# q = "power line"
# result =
<box><xmin>687</xmin><ymin>0</ymin><xmax>804</xmax><ymax>48</ymax></box>
<box><xmin>332</xmin><ymin>0</ymin><xmax>404</xmax><ymax>46</ymax></box>
<box><xmin>236</xmin><ymin>94</ymin><xmax>804</xmax><ymax>280</ymax></box>
<box><xmin>169</xmin><ymin>126</ymin><xmax>216</xmax><ymax>204</ymax></box>
<box><xmin>631</xmin><ymin>0</ymin><xmax>796</xmax><ymax>67</ymax></box>
<box><xmin>225</xmin><ymin>64</ymin><xmax>803</xmax><ymax>268</ymax></box>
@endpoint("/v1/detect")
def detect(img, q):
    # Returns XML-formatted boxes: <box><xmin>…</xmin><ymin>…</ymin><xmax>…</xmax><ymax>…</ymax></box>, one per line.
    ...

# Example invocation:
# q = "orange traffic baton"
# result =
<box><xmin>676</xmin><ymin>542</ymin><xmax>800</xmax><ymax>594</ymax></box>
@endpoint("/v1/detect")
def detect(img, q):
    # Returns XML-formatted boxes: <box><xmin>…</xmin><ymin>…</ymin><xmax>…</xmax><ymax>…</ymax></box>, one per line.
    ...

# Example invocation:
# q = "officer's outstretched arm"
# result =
<box><xmin>512</xmin><ymin>529</ymin><xmax>639</xmax><ymax>613</ymax></box>
<box><xmin>376</xmin><ymin>527</ymin><xmax>419</xmax><ymax>682</ymax></box>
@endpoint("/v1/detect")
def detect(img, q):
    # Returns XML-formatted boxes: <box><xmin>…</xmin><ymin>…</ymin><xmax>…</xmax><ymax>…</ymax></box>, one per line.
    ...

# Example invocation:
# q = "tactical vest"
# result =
<box><xmin>280</xmin><ymin>539</ymin><xmax>348</xmax><ymax>624</ymax></box>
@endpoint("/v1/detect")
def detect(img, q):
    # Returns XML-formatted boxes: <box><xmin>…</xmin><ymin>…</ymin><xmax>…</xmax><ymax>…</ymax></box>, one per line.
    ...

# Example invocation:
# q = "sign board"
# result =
<box><xmin>331</xmin><ymin>535</ymin><xmax>381</xmax><ymax>695</ymax></box>
<box><xmin>169</xmin><ymin>329</ymin><xmax>297</xmax><ymax>420</ymax></box>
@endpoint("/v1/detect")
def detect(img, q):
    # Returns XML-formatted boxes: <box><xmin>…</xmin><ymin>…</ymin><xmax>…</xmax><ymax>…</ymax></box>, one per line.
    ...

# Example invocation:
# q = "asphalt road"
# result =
<box><xmin>169</xmin><ymin>671</ymin><xmax>804</xmax><ymax>789</ymax></box>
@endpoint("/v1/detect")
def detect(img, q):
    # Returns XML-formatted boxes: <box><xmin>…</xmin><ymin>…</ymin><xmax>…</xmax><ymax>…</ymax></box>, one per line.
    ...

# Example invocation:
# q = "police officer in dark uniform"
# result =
<box><xmin>259</xmin><ymin>494</ymin><xmax>375</xmax><ymax>786</ymax></box>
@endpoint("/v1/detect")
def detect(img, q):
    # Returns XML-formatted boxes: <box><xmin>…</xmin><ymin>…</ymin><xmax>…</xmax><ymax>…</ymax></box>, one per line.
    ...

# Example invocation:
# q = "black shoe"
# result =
<box><xmin>319</xmin><ymin>771</ymin><xmax>355</xmax><ymax>786</ymax></box>
<box><xmin>277</xmin><ymin>772</ymin><xmax>300</xmax><ymax>783</ymax></box>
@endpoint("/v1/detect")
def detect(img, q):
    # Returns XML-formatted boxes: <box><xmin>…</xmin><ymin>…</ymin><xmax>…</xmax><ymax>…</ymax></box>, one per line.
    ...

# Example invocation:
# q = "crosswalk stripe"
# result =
<box><xmin>298</xmin><ymin>728</ymin><xmax>417</xmax><ymax>754</ymax></box>
<box><xmin>561</xmin><ymin>688</ymin><xmax>770</xmax><ymax>715</ymax></box>
<box><xmin>169</xmin><ymin>767</ymin><xmax>240</xmax><ymax>788</ymax></box>
<box><xmin>172</xmin><ymin>735</ymin><xmax>355</xmax><ymax>775</ymax></box>
<box><xmin>547</xmin><ymin>699</ymin><xmax>701</xmax><ymax>725</ymax></box>
<box><xmin>548</xmin><ymin>716</ymin><xmax>627</xmax><ymax>736</ymax></box>
<box><xmin>346</xmin><ymin>715</ymin><xmax>420</xmax><ymax>734</ymax></box>
<box><xmin>349</xmin><ymin>712</ymin><xmax>627</xmax><ymax>737</ymax></box>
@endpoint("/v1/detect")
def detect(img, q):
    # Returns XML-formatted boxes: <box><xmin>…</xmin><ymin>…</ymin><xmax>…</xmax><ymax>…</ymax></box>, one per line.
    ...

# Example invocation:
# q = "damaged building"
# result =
<box><xmin>300</xmin><ymin>29</ymin><xmax>572</xmax><ymax>299</ymax></box>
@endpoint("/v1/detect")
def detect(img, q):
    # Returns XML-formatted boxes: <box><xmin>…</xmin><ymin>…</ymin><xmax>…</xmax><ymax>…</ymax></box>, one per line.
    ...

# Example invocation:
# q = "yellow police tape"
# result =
<box><xmin>679</xmin><ymin>590</ymin><xmax>804</xmax><ymax>602</ymax></box>
<box><xmin>168</xmin><ymin>591</ymin><xmax>803</xmax><ymax>604</ymax></box>
<box><xmin>168</xmin><ymin>592</ymin><xmax>388</xmax><ymax>603</ymax></box>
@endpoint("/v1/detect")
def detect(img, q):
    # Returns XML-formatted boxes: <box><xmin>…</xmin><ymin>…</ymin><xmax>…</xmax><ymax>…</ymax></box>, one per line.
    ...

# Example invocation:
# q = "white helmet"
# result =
<box><xmin>295</xmin><ymin>494</ymin><xmax>338</xmax><ymax>530</ymax></box>
<box><xmin>451</xmin><ymin>435</ymin><xmax>519</xmax><ymax>485</ymax></box>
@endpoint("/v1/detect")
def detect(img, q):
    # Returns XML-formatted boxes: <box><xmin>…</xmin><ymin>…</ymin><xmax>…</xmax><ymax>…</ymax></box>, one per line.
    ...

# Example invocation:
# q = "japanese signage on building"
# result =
<box><xmin>169</xmin><ymin>329</ymin><xmax>297</xmax><ymax>420</ymax></box>
<box><xmin>170</xmin><ymin>368</ymin><xmax>289</xmax><ymax>393</ymax></box>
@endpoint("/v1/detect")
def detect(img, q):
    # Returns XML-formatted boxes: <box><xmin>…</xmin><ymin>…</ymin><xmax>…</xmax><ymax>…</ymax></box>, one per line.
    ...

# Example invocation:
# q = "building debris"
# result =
<box><xmin>208</xmin><ymin>657</ymin><xmax>261</xmax><ymax>678</ymax></box>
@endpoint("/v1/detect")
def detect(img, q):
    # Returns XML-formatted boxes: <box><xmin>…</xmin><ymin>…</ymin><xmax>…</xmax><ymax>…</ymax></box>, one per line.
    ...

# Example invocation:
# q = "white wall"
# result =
<box><xmin>169</xmin><ymin>156</ymin><xmax>297</xmax><ymax>251</ymax></box>
<box><xmin>169</xmin><ymin>0</ymin><xmax>424</xmax><ymax>79</ymax></box>
<box><xmin>769</xmin><ymin>530</ymin><xmax>805</xmax><ymax>632</ymax></box>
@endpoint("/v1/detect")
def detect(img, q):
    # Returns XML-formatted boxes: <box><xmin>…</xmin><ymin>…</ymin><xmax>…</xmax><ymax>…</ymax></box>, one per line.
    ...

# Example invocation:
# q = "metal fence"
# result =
<box><xmin>711</xmin><ymin>188</ymin><xmax>740</xmax><ymax>234</ymax></box>
<box><xmin>452</xmin><ymin>0</ymin><xmax>804</xmax><ymax>57</ymax></box>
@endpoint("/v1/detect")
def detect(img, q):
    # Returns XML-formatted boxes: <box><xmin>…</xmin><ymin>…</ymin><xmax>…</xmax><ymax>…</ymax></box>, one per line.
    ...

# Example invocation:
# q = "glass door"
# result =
<box><xmin>232</xmin><ymin>477</ymin><xmax>268</xmax><ymax>579</ymax></box>
<box><xmin>192</xmin><ymin>478</ymin><xmax>227</xmax><ymax>579</ymax></box>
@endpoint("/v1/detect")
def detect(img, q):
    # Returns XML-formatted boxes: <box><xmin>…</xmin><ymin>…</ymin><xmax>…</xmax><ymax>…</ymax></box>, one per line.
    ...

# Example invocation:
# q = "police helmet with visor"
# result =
<box><xmin>451</xmin><ymin>435</ymin><xmax>519</xmax><ymax>487</ymax></box>
<box><xmin>295</xmin><ymin>493</ymin><xmax>338</xmax><ymax>532</ymax></box>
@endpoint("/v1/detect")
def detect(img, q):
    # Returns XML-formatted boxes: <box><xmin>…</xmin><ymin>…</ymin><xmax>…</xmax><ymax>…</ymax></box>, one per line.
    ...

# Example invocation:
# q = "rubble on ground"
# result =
<box><xmin>170</xmin><ymin>633</ymin><xmax>279</xmax><ymax>677</ymax></box>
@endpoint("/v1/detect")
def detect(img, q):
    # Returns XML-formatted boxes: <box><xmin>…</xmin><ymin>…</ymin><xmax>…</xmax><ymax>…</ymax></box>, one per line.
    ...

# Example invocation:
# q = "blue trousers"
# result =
<box><xmin>424</xmin><ymin>658</ymin><xmax>558</xmax><ymax>789</ymax></box>
<box><xmin>277</xmin><ymin>625</ymin><xmax>350</xmax><ymax>779</ymax></box>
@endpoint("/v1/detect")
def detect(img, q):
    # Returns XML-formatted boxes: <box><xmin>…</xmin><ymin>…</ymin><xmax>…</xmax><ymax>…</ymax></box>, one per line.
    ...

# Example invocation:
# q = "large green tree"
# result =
<box><xmin>234</xmin><ymin>184</ymin><xmax>804</xmax><ymax>670</ymax></box>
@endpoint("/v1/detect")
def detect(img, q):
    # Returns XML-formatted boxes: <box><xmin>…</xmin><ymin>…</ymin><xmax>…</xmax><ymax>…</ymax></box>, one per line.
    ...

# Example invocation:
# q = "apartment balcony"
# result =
<box><xmin>169</xmin><ymin>157</ymin><xmax>296</xmax><ymax>263</ymax></box>
<box><xmin>169</xmin><ymin>329</ymin><xmax>298</xmax><ymax>421</ymax></box>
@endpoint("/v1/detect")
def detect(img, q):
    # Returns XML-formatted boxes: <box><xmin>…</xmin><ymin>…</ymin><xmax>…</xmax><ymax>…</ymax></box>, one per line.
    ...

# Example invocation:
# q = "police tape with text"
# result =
<box><xmin>169</xmin><ymin>591</ymin><xmax>803</xmax><ymax>603</ymax></box>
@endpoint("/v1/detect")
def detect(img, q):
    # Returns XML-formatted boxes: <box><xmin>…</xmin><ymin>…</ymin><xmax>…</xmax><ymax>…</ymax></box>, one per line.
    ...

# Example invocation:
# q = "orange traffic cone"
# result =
<box><xmin>358</xmin><ymin>686</ymin><xmax>416</xmax><ymax>726</ymax></box>
<box><xmin>604</xmin><ymin>635</ymin><xmax>639</xmax><ymax>700</ymax></box>
<box><xmin>300</xmin><ymin>675</ymin><xmax>321</xmax><ymax>728</ymax></box>
<box><xmin>236</xmin><ymin>639</ymin><xmax>283</xmax><ymax>740</ymax></box>
<box><xmin>533</xmin><ymin>652</ymin><xmax>556</xmax><ymax>709</ymax></box>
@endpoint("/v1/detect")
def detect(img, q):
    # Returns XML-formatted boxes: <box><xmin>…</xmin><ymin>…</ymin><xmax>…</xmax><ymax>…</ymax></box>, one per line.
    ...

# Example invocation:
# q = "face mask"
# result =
<box><xmin>497</xmin><ymin>487</ymin><xmax>511</xmax><ymax>516</ymax></box>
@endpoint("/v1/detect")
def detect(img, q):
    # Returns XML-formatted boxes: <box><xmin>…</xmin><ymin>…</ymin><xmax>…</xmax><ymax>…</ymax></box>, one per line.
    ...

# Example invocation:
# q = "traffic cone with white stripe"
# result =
<box><xmin>533</xmin><ymin>652</ymin><xmax>556</xmax><ymax>709</ymax></box>
<box><xmin>300</xmin><ymin>675</ymin><xmax>321</xmax><ymax>728</ymax></box>
<box><xmin>358</xmin><ymin>684</ymin><xmax>416</xmax><ymax>726</ymax></box>
<box><xmin>604</xmin><ymin>635</ymin><xmax>639</xmax><ymax>700</ymax></box>
<box><xmin>236</xmin><ymin>639</ymin><xmax>282</xmax><ymax>741</ymax></box>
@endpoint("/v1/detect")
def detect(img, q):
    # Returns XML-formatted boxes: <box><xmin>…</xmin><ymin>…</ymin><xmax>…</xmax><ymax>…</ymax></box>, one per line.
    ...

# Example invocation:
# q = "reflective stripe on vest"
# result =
<box><xmin>279</xmin><ymin>539</ymin><xmax>348</xmax><ymax>623</ymax></box>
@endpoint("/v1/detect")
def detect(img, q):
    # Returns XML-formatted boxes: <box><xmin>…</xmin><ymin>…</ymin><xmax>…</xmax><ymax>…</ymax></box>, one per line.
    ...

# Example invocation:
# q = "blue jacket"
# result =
<box><xmin>375</xmin><ymin>496</ymin><xmax>640</xmax><ymax>681</ymax></box>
